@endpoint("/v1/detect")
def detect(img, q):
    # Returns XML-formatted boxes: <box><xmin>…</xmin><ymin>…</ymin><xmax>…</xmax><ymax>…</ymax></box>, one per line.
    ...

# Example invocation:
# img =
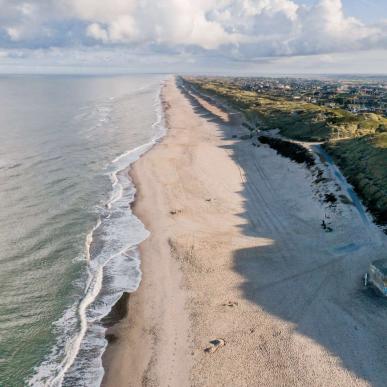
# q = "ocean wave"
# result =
<box><xmin>28</xmin><ymin>79</ymin><xmax>167</xmax><ymax>387</ymax></box>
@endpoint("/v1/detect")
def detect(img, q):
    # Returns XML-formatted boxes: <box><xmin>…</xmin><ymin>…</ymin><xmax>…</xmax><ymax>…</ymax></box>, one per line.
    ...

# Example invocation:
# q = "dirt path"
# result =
<box><xmin>103</xmin><ymin>78</ymin><xmax>387</xmax><ymax>387</ymax></box>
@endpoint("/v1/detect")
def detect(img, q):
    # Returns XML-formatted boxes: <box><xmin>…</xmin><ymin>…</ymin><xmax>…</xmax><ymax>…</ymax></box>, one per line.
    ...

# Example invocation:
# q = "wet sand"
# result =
<box><xmin>102</xmin><ymin>78</ymin><xmax>387</xmax><ymax>387</ymax></box>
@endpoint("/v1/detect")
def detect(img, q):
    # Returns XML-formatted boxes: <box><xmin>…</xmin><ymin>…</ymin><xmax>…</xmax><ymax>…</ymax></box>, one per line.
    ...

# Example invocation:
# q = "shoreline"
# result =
<box><xmin>102</xmin><ymin>79</ymin><xmax>192</xmax><ymax>386</ymax></box>
<box><xmin>102</xmin><ymin>77</ymin><xmax>387</xmax><ymax>386</ymax></box>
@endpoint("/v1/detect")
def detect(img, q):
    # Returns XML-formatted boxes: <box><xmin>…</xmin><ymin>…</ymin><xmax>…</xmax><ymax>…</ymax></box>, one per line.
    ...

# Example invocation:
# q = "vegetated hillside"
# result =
<box><xmin>187</xmin><ymin>78</ymin><xmax>387</xmax><ymax>142</ymax></box>
<box><xmin>182</xmin><ymin>77</ymin><xmax>387</xmax><ymax>230</ymax></box>
<box><xmin>324</xmin><ymin>133</ymin><xmax>387</xmax><ymax>226</ymax></box>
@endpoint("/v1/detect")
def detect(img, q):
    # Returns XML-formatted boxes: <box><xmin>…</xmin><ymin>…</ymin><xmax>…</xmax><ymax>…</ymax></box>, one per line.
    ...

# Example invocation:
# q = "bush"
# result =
<box><xmin>258</xmin><ymin>136</ymin><xmax>315</xmax><ymax>167</ymax></box>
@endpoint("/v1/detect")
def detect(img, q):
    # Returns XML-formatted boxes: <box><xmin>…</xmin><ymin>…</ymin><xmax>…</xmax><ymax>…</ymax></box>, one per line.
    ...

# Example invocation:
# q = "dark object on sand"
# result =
<box><xmin>321</xmin><ymin>219</ymin><xmax>333</xmax><ymax>232</ymax></box>
<box><xmin>222</xmin><ymin>301</ymin><xmax>238</xmax><ymax>307</ymax></box>
<box><xmin>314</xmin><ymin>168</ymin><xmax>328</xmax><ymax>184</ymax></box>
<box><xmin>204</xmin><ymin>338</ymin><xmax>226</xmax><ymax>353</ymax></box>
<box><xmin>364</xmin><ymin>259</ymin><xmax>387</xmax><ymax>297</ymax></box>
<box><xmin>232</xmin><ymin>134</ymin><xmax>237</xmax><ymax>138</ymax></box>
<box><xmin>170</xmin><ymin>209</ymin><xmax>182</xmax><ymax>215</ymax></box>
<box><xmin>324</xmin><ymin>193</ymin><xmax>337</xmax><ymax>204</ymax></box>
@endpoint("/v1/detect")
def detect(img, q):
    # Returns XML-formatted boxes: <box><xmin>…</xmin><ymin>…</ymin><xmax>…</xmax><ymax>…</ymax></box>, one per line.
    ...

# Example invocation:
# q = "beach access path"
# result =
<box><xmin>102</xmin><ymin>78</ymin><xmax>387</xmax><ymax>387</ymax></box>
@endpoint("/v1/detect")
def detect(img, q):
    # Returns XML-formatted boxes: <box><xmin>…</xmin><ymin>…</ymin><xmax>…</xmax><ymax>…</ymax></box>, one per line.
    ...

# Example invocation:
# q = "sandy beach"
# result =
<box><xmin>102</xmin><ymin>77</ymin><xmax>387</xmax><ymax>387</ymax></box>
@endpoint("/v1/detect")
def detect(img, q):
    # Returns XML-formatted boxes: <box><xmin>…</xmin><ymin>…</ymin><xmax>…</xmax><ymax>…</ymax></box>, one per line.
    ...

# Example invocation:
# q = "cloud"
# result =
<box><xmin>86</xmin><ymin>23</ymin><xmax>109</xmax><ymax>43</ymax></box>
<box><xmin>293</xmin><ymin>0</ymin><xmax>381</xmax><ymax>54</ymax></box>
<box><xmin>0</xmin><ymin>0</ymin><xmax>386</xmax><ymax>63</ymax></box>
<box><xmin>76</xmin><ymin>0</ymin><xmax>243</xmax><ymax>49</ymax></box>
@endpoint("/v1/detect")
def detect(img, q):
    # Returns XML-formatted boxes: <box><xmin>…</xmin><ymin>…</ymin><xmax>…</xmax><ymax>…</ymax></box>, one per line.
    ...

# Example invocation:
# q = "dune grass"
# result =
<box><xmin>189</xmin><ymin>78</ymin><xmax>387</xmax><ymax>142</ymax></box>
<box><xmin>324</xmin><ymin>133</ymin><xmax>387</xmax><ymax>225</ymax></box>
<box><xmin>183</xmin><ymin>77</ymin><xmax>387</xmax><ymax>229</ymax></box>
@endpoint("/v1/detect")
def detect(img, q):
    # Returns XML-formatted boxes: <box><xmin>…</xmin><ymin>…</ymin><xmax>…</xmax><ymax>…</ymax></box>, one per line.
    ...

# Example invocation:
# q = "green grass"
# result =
<box><xmin>183</xmin><ymin>77</ymin><xmax>387</xmax><ymax>228</ymax></box>
<box><xmin>324</xmin><ymin>133</ymin><xmax>387</xmax><ymax>224</ymax></box>
<box><xmin>188</xmin><ymin>78</ymin><xmax>387</xmax><ymax>142</ymax></box>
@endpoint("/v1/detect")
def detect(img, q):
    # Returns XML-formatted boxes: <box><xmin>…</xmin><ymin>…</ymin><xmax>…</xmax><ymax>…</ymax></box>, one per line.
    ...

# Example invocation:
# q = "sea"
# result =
<box><xmin>0</xmin><ymin>74</ymin><xmax>167</xmax><ymax>386</ymax></box>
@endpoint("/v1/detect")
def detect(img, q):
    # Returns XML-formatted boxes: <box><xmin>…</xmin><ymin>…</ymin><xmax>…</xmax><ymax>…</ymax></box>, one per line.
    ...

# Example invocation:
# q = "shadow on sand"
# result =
<box><xmin>179</xmin><ymin>79</ymin><xmax>387</xmax><ymax>386</ymax></box>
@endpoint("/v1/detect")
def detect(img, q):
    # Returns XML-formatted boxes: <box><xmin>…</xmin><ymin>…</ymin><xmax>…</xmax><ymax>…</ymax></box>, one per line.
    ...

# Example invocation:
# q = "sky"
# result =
<box><xmin>0</xmin><ymin>0</ymin><xmax>386</xmax><ymax>74</ymax></box>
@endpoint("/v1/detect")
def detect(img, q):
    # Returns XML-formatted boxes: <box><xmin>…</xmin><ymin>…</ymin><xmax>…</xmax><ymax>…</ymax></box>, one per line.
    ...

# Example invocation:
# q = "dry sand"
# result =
<box><xmin>102</xmin><ymin>78</ymin><xmax>387</xmax><ymax>387</ymax></box>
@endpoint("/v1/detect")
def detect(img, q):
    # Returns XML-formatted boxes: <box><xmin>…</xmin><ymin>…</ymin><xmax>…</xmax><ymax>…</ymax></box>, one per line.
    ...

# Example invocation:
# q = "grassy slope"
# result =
<box><xmin>190</xmin><ymin>79</ymin><xmax>387</xmax><ymax>142</ymax></box>
<box><xmin>184</xmin><ymin>77</ymin><xmax>387</xmax><ymax>228</ymax></box>
<box><xmin>324</xmin><ymin>133</ymin><xmax>387</xmax><ymax>224</ymax></box>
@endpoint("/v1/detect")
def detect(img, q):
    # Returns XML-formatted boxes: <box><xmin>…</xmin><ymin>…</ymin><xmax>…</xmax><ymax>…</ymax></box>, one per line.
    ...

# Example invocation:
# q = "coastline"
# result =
<box><xmin>26</xmin><ymin>76</ymin><xmax>167</xmax><ymax>387</ymax></box>
<box><xmin>102</xmin><ymin>77</ymin><xmax>387</xmax><ymax>386</ymax></box>
<box><xmin>102</xmin><ymin>79</ymin><xmax>192</xmax><ymax>386</ymax></box>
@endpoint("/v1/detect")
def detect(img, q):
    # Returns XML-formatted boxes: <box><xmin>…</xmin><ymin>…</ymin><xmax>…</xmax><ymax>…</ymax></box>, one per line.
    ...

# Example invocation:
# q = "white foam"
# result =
<box><xmin>85</xmin><ymin>218</ymin><xmax>101</xmax><ymax>262</ymax></box>
<box><xmin>50</xmin><ymin>263</ymin><xmax>104</xmax><ymax>386</ymax></box>
<box><xmin>29</xmin><ymin>78</ymin><xmax>167</xmax><ymax>387</ymax></box>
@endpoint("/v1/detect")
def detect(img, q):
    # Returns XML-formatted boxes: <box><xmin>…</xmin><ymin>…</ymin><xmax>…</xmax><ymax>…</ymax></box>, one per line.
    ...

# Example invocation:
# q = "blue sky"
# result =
<box><xmin>299</xmin><ymin>0</ymin><xmax>386</xmax><ymax>22</ymax></box>
<box><xmin>339</xmin><ymin>0</ymin><xmax>386</xmax><ymax>22</ymax></box>
<box><xmin>0</xmin><ymin>0</ymin><xmax>386</xmax><ymax>74</ymax></box>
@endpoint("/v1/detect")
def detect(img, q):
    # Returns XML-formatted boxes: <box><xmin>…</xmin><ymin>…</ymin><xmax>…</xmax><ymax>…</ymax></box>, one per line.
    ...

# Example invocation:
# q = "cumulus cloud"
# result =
<box><xmin>294</xmin><ymin>0</ymin><xmax>381</xmax><ymax>54</ymax></box>
<box><xmin>0</xmin><ymin>0</ymin><xmax>386</xmax><ymax>61</ymax></box>
<box><xmin>78</xmin><ymin>0</ymin><xmax>243</xmax><ymax>49</ymax></box>
<box><xmin>86</xmin><ymin>23</ymin><xmax>109</xmax><ymax>43</ymax></box>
